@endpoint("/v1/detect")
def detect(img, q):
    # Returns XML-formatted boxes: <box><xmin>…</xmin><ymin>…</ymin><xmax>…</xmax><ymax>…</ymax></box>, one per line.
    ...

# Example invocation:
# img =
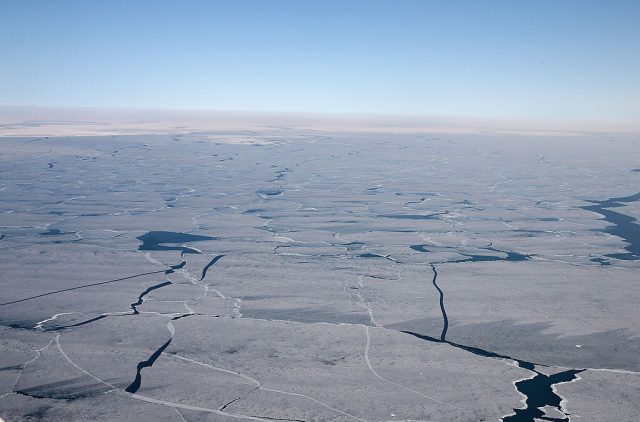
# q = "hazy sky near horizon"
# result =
<box><xmin>1</xmin><ymin>0</ymin><xmax>639</xmax><ymax>125</ymax></box>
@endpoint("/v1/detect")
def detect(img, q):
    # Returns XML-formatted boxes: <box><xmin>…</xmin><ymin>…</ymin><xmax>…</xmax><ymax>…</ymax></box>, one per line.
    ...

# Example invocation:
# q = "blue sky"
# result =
<box><xmin>1</xmin><ymin>0</ymin><xmax>638</xmax><ymax>124</ymax></box>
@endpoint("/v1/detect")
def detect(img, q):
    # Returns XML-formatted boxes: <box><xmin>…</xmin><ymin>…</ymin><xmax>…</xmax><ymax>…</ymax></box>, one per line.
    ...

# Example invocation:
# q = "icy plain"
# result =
<box><xmin>0</xmin><ymin>130</ymin><xmax>639</xmax><ymax>421</ymax></box>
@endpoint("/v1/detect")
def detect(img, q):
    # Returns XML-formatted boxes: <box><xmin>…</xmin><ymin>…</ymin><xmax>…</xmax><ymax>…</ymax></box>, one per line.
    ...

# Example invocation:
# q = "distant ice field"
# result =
<box><xmin>0</xmin><ymin>131</ymin><xmax>638</xmax><ymax>421</ymax></box>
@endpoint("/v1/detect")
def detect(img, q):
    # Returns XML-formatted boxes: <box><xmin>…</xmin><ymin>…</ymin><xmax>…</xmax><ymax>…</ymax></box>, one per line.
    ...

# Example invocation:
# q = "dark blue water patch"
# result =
<box><xmin>502</xmin><ymin>370</ymin><xmax>583</xmax><ymax>422</ymax></box>
<box><xmin>5</xmin><ymin>321</ymin><xmax>39</xmax><ymax>330</ymax></box>
<box><xmin>471</xmin><ymin>244</ymin><xmax>529</xmax><ymax>262</ymax></box>
<box><xmin>410</xmin><ymin>244</ymin><xmax>430</xmax><ymax>253</ymax></box>
<box><xmin>271</xmin><ymin>168</ymin><xmax>291</xmax><ymax>182</ymax></box>
<box><xmin>379</xmin><ymin>212</ymin><xmax>445</xmax><ymax>220</ymax></box>
<box><xmin>409</xmin><ymin>244</ymin><xmax>529</xmax><ymax>262</ymax></box>
<box><xmin>51</xmin><ymin>239</ymin><xmax>80</xmax><ymax>245</ymax></box>
<box><xmin>394</xmin><ymin>192</ymin><xmax>438</xmax><ymax>197</ymax></box>
<box><xmin>359</xmin><ymin>274</ymin><xmax>392</xmax><ymax>280</ymax></box>
<box><xmin>539</xmin><ymin>217</ymin><xmax>560</xmax><ymax>222</ymax></box>
<box><xmin>429</xmin><ymin>265</ymin><xmax>448</xmax><ymax>341</ymax></box>
<box><xmin>590</xmin><ymin>257</ymin><xmax>611</xmax><ymax>266</ymax></box>
<box><xmin>512</xmin><ymin>233</ymin><xmax>536</xmax><ymax>238</ymax></box>
<box><xmin>358</xmin><ymin>253</ymin><xmax>385</xmax><ymax>258</ymax></box>
<box><xmin>632</xmin><ymin>169</ymin><xmax>640</xmax><ymax>173</ymax></box>
<box><xmin>136</xmin><ymin>231</ymin><xmax>216</xmax><ymax>254</ymax></box>
<box><xmin>46</xmin><ymin>314</ymin><xmax>109</xmax><ymax>332</ymax></box>
<box><xmin>164</xmin><ymin>197</ymin><xmax>176</xmax><ymax>208</ymax></box>
<box><xmin>581</xmin><ymin>192</ymin><xmax>640</xmax><ymax>260</ymax></box>
<box><xmin>403</xmin><ymin>197</ymin><xmax>427</xmax><ymax>206</ymax></box>
<box><xmin>131</xmin><ymin>281</ymin><xmax>172</xmax><ymax>314</ymax></box>
<box><xmin>168</xmin><ymin>260</ymin><xmax>186</xmax><ymax>272</ymax></box>
<box><xmin>237</xmin><ymin>295</ymin><xmax>276</xmax><ymax>301</ymax></box>
<box><xmin>200</xmin><ymin>255</ymin><xmax>224</xmax><ymax>280</ymax></box>
<box><xmin>243</xmin><ymin>208</ymin><xmax>266</xmax><ymax>214</ymax></box>
<box><xmin>343</xmin><ymin>241</ymin><xmax>365</xmax><ymax>251</ymax></box>
<box><xmin>256</xmin><ymin>187</ymin><xmax>283</xmax><ymax>196</ymax></box>
<box><xmin>125</xmin><ymin>336</ymin><xmax>173</xmax><ymax>393</ymax></box>
<box><xmin>457</xmin><ymin>248</ymin><xmax>530</xmax><ymax>263</ymax></box>
<box><xmin>171</xmin><ymin>313</ymin><xmax>200</xmax><ymax>321</ymax></box>
<box><xmin>40</xmin><ymin>228</ymin><xmax>67</xmax><ymax>236</ymax></box>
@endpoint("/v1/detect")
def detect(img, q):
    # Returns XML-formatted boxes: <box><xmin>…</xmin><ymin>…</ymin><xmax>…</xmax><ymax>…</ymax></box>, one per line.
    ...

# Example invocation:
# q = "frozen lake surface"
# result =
<box><xmin>1</xmin><ymin>131</ymin><xmax>639</xmax><ymax>421</ymax></box>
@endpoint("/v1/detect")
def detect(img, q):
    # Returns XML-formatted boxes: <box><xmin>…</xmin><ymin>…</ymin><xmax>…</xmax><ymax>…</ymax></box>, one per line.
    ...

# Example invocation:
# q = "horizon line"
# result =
<box><xmin>1</xmin><ymin>104</ymin><xmax>639</xmax><ymax>137</ymax></box>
